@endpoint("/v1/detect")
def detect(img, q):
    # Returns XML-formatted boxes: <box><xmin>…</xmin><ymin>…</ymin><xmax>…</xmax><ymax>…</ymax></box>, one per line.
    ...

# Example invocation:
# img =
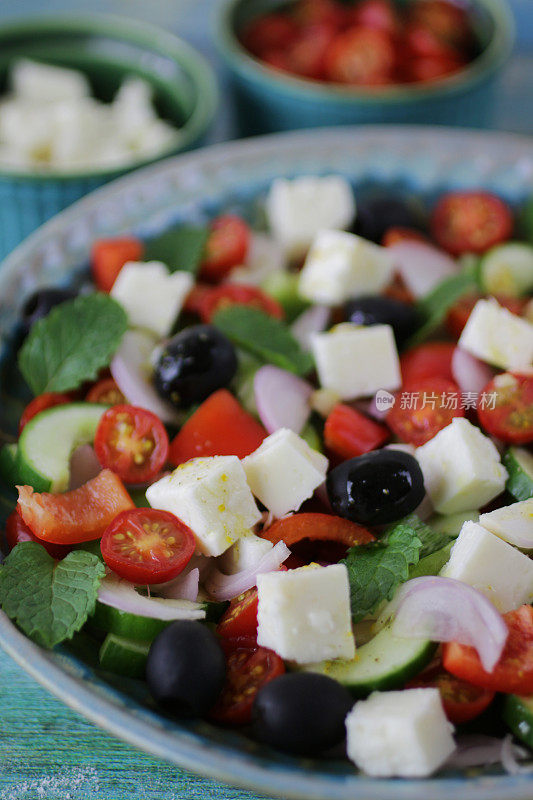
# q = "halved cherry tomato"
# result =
<box><xmin>19</xmin><ymin>392</ymin><xmax>72</xmax><ymax>434</ymax></box>
<box><xmin>86</xmin><ymin>378</ymin><xmax>125</xmax><ymax>405</ymax></box>
<box><xmin>17</xmin><ymin>469</ymin><xmax>134</xmax><ymax>544</ymax></box>
<box><xmin>324</xmin><ymin>26</ymin><xmax>397</xmax><ymax>85</ymax></box>
<box><xmin>406</xmin><ymin>659</ymin><xmax>495</xmax><ymax>725</ymax></box>
<box><xmin>478</xmin><ymin>373</ymin><xmax>533</xmax><ymax>445</ymax></box>
<box><xmin>261</xmin><ymin>49</ymin><xmax>292</xmax><ymax>72</ymax></box>
<box><xmin>210</xmin><ymin>640</ymin><xmax>285</xmax><ymax>725</ymax></box>
<box><xmin>286</xmin><ymin>24</ymin><xmax>334</xmax><ymax>80</ymax></box>
<box><xmin>199</xmin><ymin>215</ymin><xmax>251</xmax><ymax>283</ymax></box>
<box><xmin>101</xmin><ymin>508</ymin><xmax>196</xmax><ymax>584</ymax></box>
<box><xmin>387</xmin><ymin>376</ymin><xmax>464</xmax><ymax>446</ymax></box>
<box><xmin>94</xmin><ymin>405</ymin><xmax>169</xmax><ymax>485</ymax></box>
<box><xmin>262</xmin><ymin>511</ymin><xmax>375</xmax><ymax>549</ymax></box>
<box><xmin>400</xmin><ymin>341</ymin><xmax>456</xmax><ymax>384</ymax></box>
<box><xmin>183</xmin><ymin>283</ymin><xmax>213</xmax><ymax>316</ymax></box>
<box><xmin>445</xmin><ymin>293</ymin><xmax>527</xmax><ymax>339</ymax></box>
<box><xmin>407</xmin><ymin>54</ymin><xmax>465</xmax><ymax>83</ymax></box>
<box><xmin>349</xmin><ymin>0</ymin><xmax>399</xmax><ymax>35</ymax></box>
<box><xmin>241</xmin><ymin>13</ymin><xmax>298</xmax><ymax>56</ymax></box>
<box><xmin>5</xmin><ymin>510</ymin><xmax>71</xmax><ymax>560</ymax></box>
<box><xmin>198</xmin><ymin>285</ymin><xmax>284</xmax><ymax>324</ymax></box>
<box><xmin>443</xmin><ymin>605</ymin><xmax>533</xmax><ymax>695</ymax></box>
<box><xmin>169</xmin><ymin>389</ymin><xmax>267</xmax><ymax>465</ymax></box>
<box><xmin>405</xmin><ymin>23</ymin><xmax>461</xmax><ymax>60</ymax></box>
<box><xmin>291</xmin><ymin>0</ymin><xmax>347</xmax><ymax>29</ymax></box>
<box><xmin>431</xmin><ymin>191</ymin><xmax>514</xmax><ymax>256</ymax></box>
<box><xmin>382</xmin><ymin>227</ymin><xmax>428</xmax><ymax>247</ymax></box>
<box><xmin>409</xmin><ymin>0</ymin><xmax>472</xmax><ymax>49</ymax></box>
<box><xmin>383</xmin><ymin>272</ymin><xmax>415</xmax><ymax>305</ymax></box>
<box><xmin>91</xmin><ymin>237</ymin><xmax>144</xmax><ymax>293</ymax></box>
<box><xmin>324</xmin><ymin>403</ymin><xmax>389</xmax><ymax>460</ymax></box>
<box><xmin>217</xmin><ymin>587</ymin><xmax>260</xmax><ymax>640</ymax></box>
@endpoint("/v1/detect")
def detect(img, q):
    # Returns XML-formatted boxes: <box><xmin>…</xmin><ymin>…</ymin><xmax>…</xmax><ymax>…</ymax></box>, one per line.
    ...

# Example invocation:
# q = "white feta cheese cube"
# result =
<box><xmin>416</xmin><ymin>418</ymin><xmax>507</xmax><ymax>514</ymax></box>
<box><xmin>228</xmin><ymin>233</ymin><xmax>286</xmax><ymax>286</ymax></box>
<box><xmin>441</xmin><ymin>520</ymin><xmax>533</xmax><ymax>612</ymax></box>
<box><xmin>242</xmin><ymin>428</ymin><xmax>328</xmax><ymax>518</ymax></box>
<box><xmin>218</xmin><ymin>531</ymin><xmax>273</xmax><ymax>575</ymax></box>
<box><xmin>257</xmin><ymin>564</ymin><xmax>355</xmax><ymax>663</ymax></box>
<box><xmin>11</xmin><ymin>59</ymin><xmax>90</xmax><ymax>102</ymax></box>
<box><xmin>299</xmin><ymin>230</ymin><xmax>394</xmax><ymax>305</ymax></box>
<box><xmin>458</xmin><ymin>298</ymin><xmax>533</xmax><ymax>370</ymax></box>
<box><xmin>345</xmin><ymin>689</ymin><xmax>455</xmax><ymax>777</ymax></box>
<box><xmin>479</xmin><ymin>499</ymin><xmax>533</xmax><ymax>549</ymax></box>
<box><xmin>146</xmin><ymin>456</ymin><xmax>261</xmax><ymax>557</ymax></box>
<box><xmin>312</xmin><ymin>324</ymin><xmax>401</xmax><ymax>400</ymax></box>
<box><xmin>266</xmin><ymin>176</ymin><xmax>355</xmax><ymax>259</ymax></box>
<box><xmin>111</xmin><ymin>261</ymin><xmax>193</xmax><ymax>337</ymax></box>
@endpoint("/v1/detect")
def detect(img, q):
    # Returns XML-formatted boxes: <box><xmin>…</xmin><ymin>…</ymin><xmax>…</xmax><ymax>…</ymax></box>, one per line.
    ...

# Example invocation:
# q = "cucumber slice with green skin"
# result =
<box><xmin>480</xmin><ymin>242</ymin><xmax>533</xmax><ymax>297</ymax></box>
<box><xmin>261</xmin><ymin>272</ymin><xmax>309</xmax><ymax>322</ymax></box>
<box><xmin>298</xmin><ymin>622</ymin><xmax>436</xmax><ymax>696</ymax></box>
<box><xmin>504</xmin><ymin>447</ymin><xmax>533</xmax><ymax>501</ymax></box>
<box><xmin>0</xmin><ymin>443</ymin><xmax>20</xmax><ymax>486</ymax></box>
<box><xmin>99</xmin><ymin>633</ymin><xmax>150</xmax><ymax>678</ymax></box>
<box><xmin>90</xmin><ymin>601</ymin><xmax>171</xmax><ymax>641</ymax></box>
<box><xmin>503</xmin><ymin>694</ymin><xmax>533</xmax><ymax>749</ymax></box>
<box><xmin>409</xmin><ymin>541</ymin><xmax>454</xmax><ymax>579</ymax></box>
<box><xmin>17</xmin><ymin>403</ymin><xmax>106</xmax><ymax>492</ymax></box>
<box><xmin>427</xmin><ymin>510</ymin><xmax>479</xmax><ymax>538</ymax></box>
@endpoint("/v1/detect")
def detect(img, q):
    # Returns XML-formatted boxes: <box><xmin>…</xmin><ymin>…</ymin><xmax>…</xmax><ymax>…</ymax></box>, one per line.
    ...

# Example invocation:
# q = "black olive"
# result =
<box><xmin>345</xmin><ymin>295</ymin><xmax>420</xmax><ymax>347</ymax></box>
<box><xmin>146</xmin><ymin>621</ymin><xmax>226</xmax><ymax>717</ymax></box>
<box><xmin>352</xmin><ymin>196</ymin><xmax>425</xmax><ymax>243</ymax></box>
<box><xmin>252</xmin><ymin>673</ymin><xmax>353</xmax><ymax>756</ymax></box>
<box><xmin>154</xmin><ymin>325</ymin><xmax>237</xmax><ymax>408</ymax></box>
<box><xmin>21</xmin><ymin>287</ymin><xmax>78</xmax><ymax>336</ymax></box>
<box><xmin>327</xmin><ymin>449</ymin><xmax>425</xmax><ymax>526</ymax></box>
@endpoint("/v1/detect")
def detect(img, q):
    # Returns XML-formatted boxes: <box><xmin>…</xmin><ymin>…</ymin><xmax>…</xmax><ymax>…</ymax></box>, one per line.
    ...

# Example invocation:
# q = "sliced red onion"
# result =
<box><xmin>158</xmin><ymin>568</ymin><xmax>200</xmax><ymax>602</ymax></box>
<box><xmin>500</xmin><ymin>735</ymin><xmax>533</xmax><ymax>775</ymax></box>
<box><xmin>391</xmin><ymin>576</ymin><xmax>508</xmax><ymax>673</ymax></box>
<box><xmin>254</xmin><ymin>365</ymin><xmax>313</xmax><ymax>435</ymax></box>
<box><xmin>204</xmin><ymin>540</ymin><xmax>290</xmax><ymax>601</ymax></box>
<box><xmin>111</xmin><ymin>329</ymin><xmax>182</xmax><ymax>425</ymax></box>
<box><xmin>98</xmin><ymin>575</ymin><xmax>205</xmax><ymax>620</ymax></box>
<box><xmin>451</xmin><ymin>347</ymin><xmax>494</xmax><ymax>396</ymax></box>
<box><xmin>68</xmin><ymin>444</ymin><xmax>102</xmax><ymax>490</ymax></box>
<box><xmin>445</xmin><ymin>736</ymin><xmax>510</xmax><ymax>769</ymax></box>
<box><xmin>388</xmin><ymin>241</ymin><xmax>458</xmax><ymax>298</ymax></box>
<box><xmin>354</xmin><ymin>395</ymin><xmax>389</xmax><ymax>423</ymax></box>
<box><xmin>291</xmin><ymin>305</ymin><xmax>330</xmax><ymax>351</ymax></box>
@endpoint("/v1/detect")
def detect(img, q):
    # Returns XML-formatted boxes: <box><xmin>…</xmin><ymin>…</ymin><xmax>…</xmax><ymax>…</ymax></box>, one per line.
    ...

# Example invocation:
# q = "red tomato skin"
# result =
<box><xmin>169</xmin><ymin>390</ymin><xmax>267</xmax><ymax>465</ymax></box>
<box><xmin>286</xmin><ymin>24</ymin><xmax>334</xmax><ymax>80</ymax></box>
<box><xmin>431</xmin><ymin>191</ymin><xmax>514</xmax><ymax>256</ymax></box>
<box><xmin>324</xmin><ymin>403</ymin><xmax>389</xmax><ymax>460</ymax></box>
<box><xmin>85</xmin><ymin>378</ymin><xmax>125</xmax><ymax>405</ymax></box>
<box><xmin>443</xmin><ymin>606</ymin><xmax>533</xmax><ymax>695</ymax></box>
<box><xmin>291</xmin><ymin>0</ymin><xmax>347</xmax><ymax>29</ymax></box>
<box><xmin>209</xmin><ymin>642</ymin><xmax>285</xmax><ymax>725</ymax></box>
<box><xmin>94</xmin><ymin>405</ymin><xmax>169</xmax><ymax>485</ymax></box>
<box><xmin>91</xmin><ymin>237</ymin><xmax>144</xmax><ymax>293</ymax></box>
<box><xmin>406</xmin><ymin>659</ymin><xmax>495</xmax><ymax>725</ymax></box>
<box><xmin>101</xmin><ymin>508</ymin><xmax>196</xmax><ymax>584</ymax></box>
<box><xmin>198</xmin><ymin>284</ymin><xmax>284</xmax><ymax>324</ymax></box>
<box><xmin>217</xmin><ymin>588</ymin><xmax>259</xmax><ymax>640</ymax></box>
<box><xmin>199</xmin><ymin>215</ymin><xmax>251</xmax><ymax>283</ymax></box>
<box><xmin>19</xmin><ymin>393</ymin><xmax>72</xmax><ymax>434</ymax></box>
<box><xmin>324</xmin><ymin>26</ymin><xmax>397</xmax><ymax>85</ymax></box>
<box><xmin>478</xmin><ymin>373</ymin><xmax>533</xmax><ymax>446</ymax></box>
<box><xmin>400</xmin><ymin>341</ymin><xmax>456</xmax><ymax>384</ymax></box>
<box><xmin>261</xmin><ymin>511</ymin><xmax>375</xmax><ymax>548</ymax></box>
<box><xmin>241</xmin><ymin>13</ymin><xmax>298</xmax><ymax>56</ymax></box>
<box><xmin>404</xmin><ymin>23</ymin><xmax>460</xmax><ymax>60</ymax></box>
<box><xmin>349</xmin><ymin>0</ymin><xmax>399</xmax><ymax>35</ymax></box>
<box><xmin>446</xmin><ymin>293</ymin><xmax>527</xmax><ymax>339</ymax></box>
<box><xmin>407</xmin><ymin>54</ymin><xmax>465</xmax><ymax>83</ymax></box>
<box><xmin>183</xmin><ymin>283</ymin><xmax>213</xmax><ymax>316</ymax></box>
<box><xmin>387</xmin><ymin>376</ymin><xmax>464</xmax><ymax>446</ymax></box>
<box><xmin>5</xmin><ymin>510</ymin><xmax>72</xmax><ymax>560</ymax></box>
<box><xmin>382</xmin><ymin>227</ymin><xmax>428</xmax><ymax>247</ymax></box>
<box><xmin>409</xmin><ymin>0</ymin><xmax>472</xmax><ymax>49</ymax></box>
<box><xmin>17</xmin><ymin>469</ymin><xmax>134</xmax><ymax>544</ymax></box>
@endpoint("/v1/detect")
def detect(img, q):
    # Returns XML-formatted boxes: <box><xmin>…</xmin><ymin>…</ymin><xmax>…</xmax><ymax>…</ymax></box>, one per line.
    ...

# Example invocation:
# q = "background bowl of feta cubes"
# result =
<box><xmin>215</xmin><ymin>0</ymin><xmax>514</xmax><ymax>136</ymax></box>
<box><xmin>0</xmin><ymin>15</ymin><xmax>218</xmax><ymax>260</ymax></box>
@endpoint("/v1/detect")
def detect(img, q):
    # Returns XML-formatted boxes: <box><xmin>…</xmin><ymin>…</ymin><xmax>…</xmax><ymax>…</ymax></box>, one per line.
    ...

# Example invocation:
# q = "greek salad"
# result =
<box><xmin>2</xmin><ymin>175</ymin><xmax>533</xmax><ymax>778</ymax></box>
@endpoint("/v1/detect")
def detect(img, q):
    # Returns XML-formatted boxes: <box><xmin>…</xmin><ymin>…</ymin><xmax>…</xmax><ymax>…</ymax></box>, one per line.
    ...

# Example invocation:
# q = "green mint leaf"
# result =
<box><xmin>144</xmin><ymin>224</ymin><xmax>209</xmax><ymax>274</ymax></box>
<box><xmin>212</xmin><ymin>306</ymin><xmax>314</xmax><ymax>376</ymax></box>
<box><xmin>342</xmin><ymin>523</ymin><xmax>423</xmax><ymax>622</ymax></box>
<box><xmin>0</xmin><ymin>542</ymin><xmax>105</xmax><ymax>648</ymax></box>
<box><xmin>391</xmin><ymin>513</ymin><xmax>452</xmax><ymax>559</ymax></box>
<box><xmin>18</xmin><ymin>293</ymin><xmax>128</xmax><ymax>395</ymax></box>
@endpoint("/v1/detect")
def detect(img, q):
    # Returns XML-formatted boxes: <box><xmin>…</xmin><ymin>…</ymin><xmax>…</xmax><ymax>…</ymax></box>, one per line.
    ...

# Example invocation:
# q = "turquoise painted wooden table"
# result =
<box><xmin>0</xmin><ymin>1</ymin><xmax>532</xmax><ymax>798</ymax></box>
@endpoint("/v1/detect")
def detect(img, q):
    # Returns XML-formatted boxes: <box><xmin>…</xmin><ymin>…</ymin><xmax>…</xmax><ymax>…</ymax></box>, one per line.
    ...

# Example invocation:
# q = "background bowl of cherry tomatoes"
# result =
<box><xmin>215</xmin><ymin>0</ymin><xmax>514</xmax><ymax>135</ymax></box>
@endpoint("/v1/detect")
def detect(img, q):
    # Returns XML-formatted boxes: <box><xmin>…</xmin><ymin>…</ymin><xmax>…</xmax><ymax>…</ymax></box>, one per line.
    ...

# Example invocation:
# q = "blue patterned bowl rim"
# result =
<box><xmin>2</xmin><ymin>126</ymin><xmax>533</xmax><ymax>800</ymax></box>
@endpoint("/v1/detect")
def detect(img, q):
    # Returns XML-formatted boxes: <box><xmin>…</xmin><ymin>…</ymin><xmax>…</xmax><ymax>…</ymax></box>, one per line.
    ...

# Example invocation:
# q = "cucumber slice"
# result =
<box><xmin>0</xmin><ymin>443</ymin><xmax>20</xmax><ymax>486</ymax></box>
<box><xmin>427</xmin><ymin>510</ymin><xmax>479</xmax><ymax>538</ymax></box>
<box><xmin>99</xmin><ymin>633</ymin><xmax>150</xmax><ymax>678</ymax></box>
<box><xmin>503</xmin><ymin>694</ymin><xmax>533</xmax><ymax>749</ymax></box>
<box><xmin>480</xmin><ymin>242</ymin><xmax>533</xmax><ymax>297</ymax></box>
<box><xmin>504</xmin><ymin>447</ymin><xmax>533</xmax><ymax>501</ymax></box>
<box><xmin>90</xmin><ymin>601</ymin><xmax>170</xmax><ymax>641</ymax></box>
<box><xmin>298</xmin><ymin>622</ymin><xmax>436</xmax><ymax>696</ymax></box>
<box><xmin>17</xmin><ymin>403</ymin><xmax>106</xmax><ymax>492</ymax></box>
<box><xmin>409</xmin><ymin>541</ymin><xmax>454</xmax><ymax>579</ymax></box>
<box><xmin>261</xmin><ymin>271</ymin><xmax>309</xmax><ymax>322</ymax></box>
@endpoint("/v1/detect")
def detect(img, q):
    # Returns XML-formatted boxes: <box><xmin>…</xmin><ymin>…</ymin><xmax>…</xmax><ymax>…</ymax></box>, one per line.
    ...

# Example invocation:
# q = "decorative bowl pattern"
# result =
<box><xmin>1</xmin><ymin>127</ymin><xmax>533</xmax><ymax>800</ymax></box>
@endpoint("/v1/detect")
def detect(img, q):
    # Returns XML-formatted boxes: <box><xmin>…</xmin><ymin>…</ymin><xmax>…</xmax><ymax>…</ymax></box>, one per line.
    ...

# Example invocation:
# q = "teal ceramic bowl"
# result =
<box><xmin>215</xmin><ymin>0</ymin><xmax>514</xmax><ymax>136</ymax></box>
<box><xmin>1</xmin><ymin>126</ymin><xmax>533</xmax><ymax>800</ymax></box>
<box><xmin>0</xmin><ymin>14</ymin><xmax>218</xmax><ymax>261</ymax></box>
